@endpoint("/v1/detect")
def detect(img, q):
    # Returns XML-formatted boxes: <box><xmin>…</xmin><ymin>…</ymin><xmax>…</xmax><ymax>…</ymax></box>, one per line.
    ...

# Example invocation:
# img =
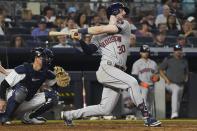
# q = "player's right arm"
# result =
<box><xmin>159</xmin><ymin>58</ymin><xmax>171</xmax><ymax>84</ymax></box>
<box><xmin>0</xmin><ymin>65</ymin><xmax>26</xmax><ymax>111</ymax></box>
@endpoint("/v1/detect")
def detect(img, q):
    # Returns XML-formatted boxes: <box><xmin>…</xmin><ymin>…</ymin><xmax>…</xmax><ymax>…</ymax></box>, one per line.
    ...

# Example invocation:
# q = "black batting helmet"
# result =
<box><xmin>140</xmin><ymin>45</ymin><xmax>150</xmax><ymax>53</ymax></box>
<box><xmin>106</xmin><ymin>2</ymin><xmax>130</xmax><ymax>19</ymax></box>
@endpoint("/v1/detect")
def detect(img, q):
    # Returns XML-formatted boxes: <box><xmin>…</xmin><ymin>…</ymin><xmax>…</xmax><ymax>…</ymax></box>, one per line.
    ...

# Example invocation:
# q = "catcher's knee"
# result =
<box><xmin>13</xmin><ymin>84</ymin><xmax>28</xmax><ymax>103</ymax></box>
<box><xmin>44</xmin><ymin>90</ymin><xmax>59</xmax><ymax>105</ymax></box>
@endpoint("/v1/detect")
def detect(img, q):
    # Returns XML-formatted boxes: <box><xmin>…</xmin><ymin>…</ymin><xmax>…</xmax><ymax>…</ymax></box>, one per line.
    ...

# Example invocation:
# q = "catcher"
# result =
<box><xmin>131</xmin><ymin>45</ymin><xmax>159</xmax><ymax>117</ymax></box>
<box><xmin>0</xmin><ymin>47</ymin><xmax>70</xmax><ymax>124</ymax></box>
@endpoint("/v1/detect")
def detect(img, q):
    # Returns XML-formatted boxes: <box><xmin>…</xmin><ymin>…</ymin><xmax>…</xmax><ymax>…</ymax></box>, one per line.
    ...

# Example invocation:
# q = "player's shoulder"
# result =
<box><xmin>133</xmin><ymin>59</ymin><xmax>142</xmax><ymax>65</ymax></box>
<box><xmin>118</xmin><ymin>20</ymin><xmax>130</xmax><ymax>27</ymax></box>
<box><xmin>14</xmin><ymin>62</ymin><xmax>31</xmax><ymax>74</ymax></box>
<box><xmin>149</xmin><ymin>59</ymin><xmax>157</xmax><ymax>64</ymax></box>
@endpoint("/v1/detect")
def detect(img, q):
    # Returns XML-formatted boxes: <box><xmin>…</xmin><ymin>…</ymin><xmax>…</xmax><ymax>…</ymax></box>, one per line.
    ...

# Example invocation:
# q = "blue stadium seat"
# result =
<box><xmin>19</xmin><ymin>34</ymin><xmax>35</xmax><ymax>41</ymax></box>
<box><xmin>187</xmin><ymin>37</ymin><xmax>197</xmax><ymax>47</ymax></box>
<box><xmin>7</xmin><ymin>27</ymin><xmax>31</xmax><ymax>35</ymax></box>
<box><xmin>19</xmin><ymin>21</ymin><xmax>37</xmax><ymax>29</ymax></box>
<box><xmin>37</xmin><ymin>35</ymin><xmax>50</xmax><ymax>42</ymax></box>
<box><xmin>165</xmin><ymin>36</ymin><xmax>177</xmax><ymax>45</ymax></box>
<box><xmin>0</xmin><ymin>35</ymin><xmax>6</xmax><ymax>42</ymax></box>
<box><xmin>26</xmin><ymin>40</ymin><xmax>47</xmax><ymax>48</ymax></box>
<box><xmin>0</xmin><ymin>41</ymin><xmax>10</xmax><ymax>47</ymax></box>
<box><xmin>136</xmin><ymin>36</ymin><xmax>154</xmax><ymax>47</ymax></box>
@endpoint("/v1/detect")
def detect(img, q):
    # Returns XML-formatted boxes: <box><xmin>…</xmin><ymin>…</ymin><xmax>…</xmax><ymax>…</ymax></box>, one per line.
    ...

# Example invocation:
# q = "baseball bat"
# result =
<box><xmin>49</xmin><ymin>31</ymin><xmax>70</xmax><ymax>36</ymax></box>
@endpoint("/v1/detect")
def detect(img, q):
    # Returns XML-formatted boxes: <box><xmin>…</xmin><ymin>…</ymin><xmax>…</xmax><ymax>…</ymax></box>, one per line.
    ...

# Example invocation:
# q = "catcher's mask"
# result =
<box><xmin>140</xmin><ymin>45</ymin><xmax>150</xmax><ymax>53</ymax></box>
<box><xmin>31</xmin><ymin>47</ymin><xmax>54</xmax><ymax>68</ymax></box>
<box><xmin>106</xmin><ymin>2</ymin><xmax>130</xmax><ymax>19</ymax></box>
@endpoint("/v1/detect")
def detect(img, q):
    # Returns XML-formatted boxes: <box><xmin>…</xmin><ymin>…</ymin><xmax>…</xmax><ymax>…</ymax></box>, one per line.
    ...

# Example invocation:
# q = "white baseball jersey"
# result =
<box><xmin>91</xmin><ymin>20</ymin><xmax>131</xmax><ymax>68</ymax></box>
<box><xmin>132</xmin><ymin>58</ymin><xmax>158</xmax><ymax>84</ymax></box>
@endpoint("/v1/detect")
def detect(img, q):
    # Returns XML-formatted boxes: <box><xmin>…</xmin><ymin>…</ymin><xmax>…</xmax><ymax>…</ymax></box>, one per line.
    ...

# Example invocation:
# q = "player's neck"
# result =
<box><xmin>141</xmin><ymin>57</ymin><xmax>148</xmax><ymax>61</ymax></box>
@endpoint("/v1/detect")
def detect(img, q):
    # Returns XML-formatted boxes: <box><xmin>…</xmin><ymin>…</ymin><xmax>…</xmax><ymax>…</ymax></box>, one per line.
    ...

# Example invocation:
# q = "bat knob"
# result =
<box><xmin>74</xmin><ymin>32</ymin><xmax>79</xmax><ymax>36</ymax></box>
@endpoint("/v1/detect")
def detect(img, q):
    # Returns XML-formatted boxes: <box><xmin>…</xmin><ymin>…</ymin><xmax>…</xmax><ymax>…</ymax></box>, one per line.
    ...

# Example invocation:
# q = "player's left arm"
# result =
<box><xmin>45</xmin><ymin>67</ymin><xmax>71</xmax><ymax>88</ymax></box>
<box><xmin>184</xmin><ymin>59</ymin><xmax>189</xmax><ymax>82</ymax></box>
<box><xmin>151</xmin><ymin>61</ymin><xmax>160</xmax><ymax>83</ymax></box>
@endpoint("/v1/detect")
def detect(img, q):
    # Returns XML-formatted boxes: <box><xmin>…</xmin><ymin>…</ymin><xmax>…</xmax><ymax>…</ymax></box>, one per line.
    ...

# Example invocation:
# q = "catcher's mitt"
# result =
<box><xmin>54</xmin><ymin>66</ymin><xmax>71</xmax><ymax>87</ymax></box>
<box><xmin>151</xmin><ymin>74</ymin><xmax>160</xmax><ymax>83</ymax></box>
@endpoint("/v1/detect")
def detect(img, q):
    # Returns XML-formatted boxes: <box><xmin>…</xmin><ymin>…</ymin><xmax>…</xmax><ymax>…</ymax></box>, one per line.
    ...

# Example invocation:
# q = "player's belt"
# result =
<box><xmin>106</xmin><ymin>60</ymin><xmax>125</xmax><ymax>71</ymax></box>
<box><xmin>114</xmin><ymin>64</ymin><xmax>125</xmax><ymax>71</ymax></box>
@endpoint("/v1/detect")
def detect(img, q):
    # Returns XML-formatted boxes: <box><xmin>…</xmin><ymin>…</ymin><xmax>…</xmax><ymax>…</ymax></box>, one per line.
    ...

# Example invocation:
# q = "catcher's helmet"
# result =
<box><xmin>106</xmin><ymin>2</ymin><xmax>129</xmax><ymax>19</ymax></box>
<box><xmin>174</xmin><ymin>44</ymin><xmax>182</xmax><ymax>51</ymax></box>
<box><xmin>31</xmin><ymin>47</ymin><xmax>54</xmax><ymax>66</ymax></box>
<box><xmin>140</xmin><ymin>45</ymin><xmax>150</xmax><ymax>53</ymax></box>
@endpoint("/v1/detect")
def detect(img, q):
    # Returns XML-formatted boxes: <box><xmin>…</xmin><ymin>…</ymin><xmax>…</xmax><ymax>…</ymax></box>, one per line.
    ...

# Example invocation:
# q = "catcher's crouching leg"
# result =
<box><xmin>23</xmin><ymin>90</ymin><xmax>59</xmax><ymax>124</ymax></box>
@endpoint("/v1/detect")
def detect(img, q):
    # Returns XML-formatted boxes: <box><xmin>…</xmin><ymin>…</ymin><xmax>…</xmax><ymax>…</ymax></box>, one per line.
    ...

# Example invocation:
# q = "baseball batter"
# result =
<box><xmin>132</xmin><ymin>45</ymin><xmax>159</xmax><ymax>117</ymax></box>
<box><xmin>61</xmin><ymin>3</ymin><xmax>161</xmax><ymax>127</ymax></box>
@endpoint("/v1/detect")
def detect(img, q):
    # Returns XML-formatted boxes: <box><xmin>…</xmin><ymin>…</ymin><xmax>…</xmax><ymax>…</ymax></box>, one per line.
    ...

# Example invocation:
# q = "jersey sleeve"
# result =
<box><xmin>91</xmin><ymin>35</ymin><xmax>100</xmax><ymax>48</ymax></box>
<box><xmin>5</xmin><ymin>65</ymin><xmax>26</xmax><ymax>87</ymax></box>
<box><xmin>116</xmin><ymin>20</ymin><xmax>131</xmax><ymax>34</ymax></box>
<box><xmin>153</xmin><ymin>61</ymin><xmax>158</xmax><ymax>73</ymax></box>
<box><xmin>159</xmin><ymin>57</ymin><xmax>168</xmax><ymax>70</ymax></box>
<box><xmin>131</xmin><ymin>62</ymin><xmax>139</xmax><ymax>75</ymax></box>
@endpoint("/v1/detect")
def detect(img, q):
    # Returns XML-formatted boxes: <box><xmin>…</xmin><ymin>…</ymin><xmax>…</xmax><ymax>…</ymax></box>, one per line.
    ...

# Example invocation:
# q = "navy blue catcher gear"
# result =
<box><xmin>140</xmin><ymin>45</ymin><xmax>150</xmax><ymax>53</ymax></box>
<box><xmin>106</xmin><ymin>2</ymin><xmax>130</xmax><ymax>19</ymax></box>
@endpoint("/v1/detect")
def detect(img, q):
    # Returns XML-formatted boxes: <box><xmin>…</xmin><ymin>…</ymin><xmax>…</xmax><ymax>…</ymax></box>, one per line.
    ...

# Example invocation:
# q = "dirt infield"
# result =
<box><xmin>0</xmin><ymin>120</ymin><xmax>197</xmax><ymax>131</ymax></box>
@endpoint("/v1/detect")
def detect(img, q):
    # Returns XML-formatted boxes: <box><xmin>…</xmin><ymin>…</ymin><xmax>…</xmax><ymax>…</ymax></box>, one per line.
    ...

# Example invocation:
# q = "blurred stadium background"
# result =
<box><xmin>0</xmin><ymin>0</ymin><xmax>197</xmax><ymax>121</ymax></box>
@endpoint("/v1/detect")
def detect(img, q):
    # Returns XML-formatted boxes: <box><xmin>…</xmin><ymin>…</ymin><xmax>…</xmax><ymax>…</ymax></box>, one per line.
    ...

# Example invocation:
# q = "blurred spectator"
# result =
<box><xmin>61</xmin><ymin>18</ymin><xmax>78</xmax><ymax>34</ymax></box>
<box><xmin>10</xmin><ymin>35</ymin><xmax>25</xmax><ymax>48</ymax></box>
<box><xmin>153</xmin><ymin>32</ymin><xmax>167</xmax><ymax>47</ymax></box>
<box><xmin>187</xmin><ymin>16</ymin><xmax>197</xmax><ymax>30</ymax></box>
<box><xmin>156</xmin><ymin>0</ymin><xmax>171</xmax><ymax>15</ymax></box>
<box><xmin>53</xmin><ymin>35</ymin><xmax>72</xmax><ymax>48</ymax></box>
<box><xmin>166</xmin><ymin>13</ymin><xmax>180</xmax><ymax>36</ymax></box>
<box><xmin>159</xmin><ymin>44</ymin><xmax>189</xmax><ymax>119</ymax></box>
<box><xmin>157</xmin><ymin>23</ymin><xmax>168</xmax><ymax>34</ymax></box>
<box><xmin>21</xmin><ymin>9</ymin><xmax>34</xmax><ymax>22</ymax></box>
<box><xmin>67</xmin><ymin>6</ymin><xmax>77</xmax><ymax>19</ymax></box>
<box><xmin>91</xmin><ymin>14</ymin><xmax>102</xmax><ymax>26</ymax></box>
<box><xmin>181</xmin><ymin>19</ymin><xmax>197</xmax><ymax>38</ymax></box>
<box><xmin>155</xmin><ymin>5</ymin><xmax>181</xmax><ymax>30</ymax></box>
<box><xmin>176</xmin><ymin>34</ymin><xmax>193</xmax><ymax>47</ymax></box>
<box><xmin>166</xmin><ymin>14</ymin><xmax>180</xmax><ymax>30</ymax></box>
<box><xmin>140</xmin><ymin>13</ymin><xmax>156</xmax><ymax>30</ymax></box>
<box><xmin>43</xmin><ymin>6</ymin><xmax>56</xmax><ymax>23</ymax></box>
<box><xmin>135</xmin><ymin>21</ymin><xmax>153</xmax><ymax>37</ymax></box>
<box><xmin>54</xmin><ymin>17</ymin><xmax>64</xmax><ymax>31</ymax></box>
<box><xmin>97</xmin><ymin>6</ymin><xmax>108</xmax><ymax>24</ymax></box>
<box><xmin>129</xmin><ymin>34</ymin><xmax>136</xmax><ymax>47</ymax></box>
<box><xmin>170</xmin><ymin>0</ymin><xmax>184</xmax><ymax>19</ymax></box>
<box><xmin>0</xmin><ymin>13</ymin><xmax>12</xmax><ymax>35</ymax></box>
<box><xmin>182</xmin><ymin>0</ymin><xmax>196</xmax><ymax>16</ymax></box>
<box><xmin>75</xmin><ymin>13</ymin><xmax>89</xmax><ymax>28</ymax></box>
<box><xmin>31</xmin><ymin>18</ymin><xmax>49</xmax><ymax>37</ymax></box>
